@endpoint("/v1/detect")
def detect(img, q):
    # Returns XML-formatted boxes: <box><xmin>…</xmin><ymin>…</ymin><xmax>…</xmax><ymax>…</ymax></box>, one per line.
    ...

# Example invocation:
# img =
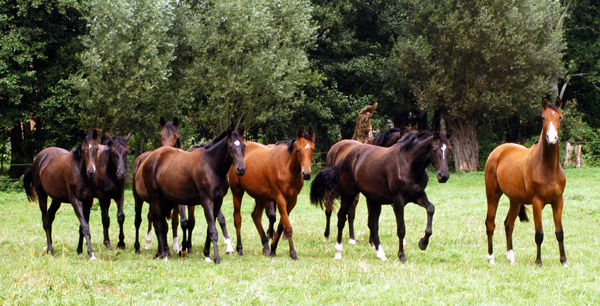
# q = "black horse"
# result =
<box><xmin>23</xmin><ymin>130</ymin><xmax>100</xmax><ymax>259</ymax></box>
<box><xmin>84</xmin><ymin>133</ymin><xmax>131</xmax><ymax>251</ymax></box>
<box><xmin>311</xmin><ymin>130</ymin><xmax>450</xmax><ymax>262</ymax></box>
<box><xmin>134</xmin><ymin>127</ymin><xmax>246</xmax><ymax>263</ymax></box>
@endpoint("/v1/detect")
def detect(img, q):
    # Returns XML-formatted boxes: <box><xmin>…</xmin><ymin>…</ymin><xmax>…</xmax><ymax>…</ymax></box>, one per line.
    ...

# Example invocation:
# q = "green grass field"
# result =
<box><xmin>1</xmin><ymin>169</ymin><xmax>599</xmax><ymax>305</ymax></box>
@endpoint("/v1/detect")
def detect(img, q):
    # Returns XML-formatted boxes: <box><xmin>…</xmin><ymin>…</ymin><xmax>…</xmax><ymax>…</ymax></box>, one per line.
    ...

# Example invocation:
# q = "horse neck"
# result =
<box><xmin>401</xmin><ymin>140</ymin><xmax>432</xmax><ymax>174</ymax></box>
<box><xmin>535</xmin><ymin>132</ymin><xmax>561</xmax><ymax>172</ymax></box>
<box><xmin>284</xmin><ymin>147</ymin><xmax>302</xmax><ymax>178</ymax></box>
<box><xmin>203</xmin><ymin>138</ymin><xmax>231</xmax><ymax>177</ymax></box>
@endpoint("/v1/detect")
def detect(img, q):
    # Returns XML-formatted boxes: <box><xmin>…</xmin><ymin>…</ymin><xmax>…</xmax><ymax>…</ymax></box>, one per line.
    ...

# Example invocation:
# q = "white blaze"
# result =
<box><xmin>441</xmin><ymin>144</ymin><xmax>447</xmax><ymax>160</ymax></box>
<box><xmin>547</xmin><ymin>121</ymin><xmax>558</xmax><ymax>144</ymax></box>
<box><xmin>304</xmin><ymin>144</ymin><xmax>310</xmax><ymax>150</ymax></box>
<box><xmin>234</xmin><ymin>140</ymin><xmax>240</xmax><ymax>147</ymax></box>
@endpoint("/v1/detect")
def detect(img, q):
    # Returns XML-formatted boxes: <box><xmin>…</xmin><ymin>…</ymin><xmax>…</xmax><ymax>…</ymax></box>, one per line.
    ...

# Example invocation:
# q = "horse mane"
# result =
<box><xmin>547</xmin><ymin>103</ymin><xmax>561</xmax><ymax>113</ymax></box>
<box><xmin>397</xmin><ymin>131</ymin><xmax>434</xmax><ymax>151</ymax></box>
<box><xmin>371</xmin><ymin>128</ymin><xmax>402</xmax><ymax>146</ymax></box>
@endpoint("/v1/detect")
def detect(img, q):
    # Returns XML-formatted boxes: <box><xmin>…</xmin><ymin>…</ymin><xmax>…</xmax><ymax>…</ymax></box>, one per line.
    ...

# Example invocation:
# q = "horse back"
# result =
<box><xmin>326</xmin><ymin>140</ymin><xmax>362</xmax><ymax>167</ymax></box>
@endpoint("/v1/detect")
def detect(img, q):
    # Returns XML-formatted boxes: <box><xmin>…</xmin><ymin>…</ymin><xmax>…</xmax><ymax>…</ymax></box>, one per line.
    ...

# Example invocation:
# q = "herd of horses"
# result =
<box><xmin>22</xmin><ymin>97</ymin><xmax>567</xmax><ymax>267</ymax></box>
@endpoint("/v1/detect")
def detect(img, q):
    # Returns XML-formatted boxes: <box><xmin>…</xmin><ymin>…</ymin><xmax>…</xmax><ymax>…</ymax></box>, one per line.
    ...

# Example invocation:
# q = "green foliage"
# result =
<box><xmin>71</xmin><ymin>0</ymin><xmax>176</xmax><ymax>147</ymax></box>
<box><xmin>179</xmin><ymin>0</ymin><xmax>316</xmax><ymax>134</ymax></box>
<box><xmin>561</xmin><ymin>99</ymin><xmax>600</xmax><ymax>166</ymax></box>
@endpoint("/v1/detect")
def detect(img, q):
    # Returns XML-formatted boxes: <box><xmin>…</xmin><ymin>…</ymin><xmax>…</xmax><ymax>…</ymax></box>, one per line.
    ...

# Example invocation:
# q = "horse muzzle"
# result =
<box><xmin>437</xmin><ymin>172</ymin><xmax>449</xmax><ymax>183</ymax></box>
<box><xmin>302</xmin><ymin>171</ymin><xmax>312</xmax><ymax>181</ymax></box>
<box><xmin>87</xmin><ymin>170</ymin><xmax>97</xmax><ymax>179</ymax></box>
<box><xmin>236</xmin><ymin>167</ymin><xmax>246</xmax><ymax>176</ymax></box>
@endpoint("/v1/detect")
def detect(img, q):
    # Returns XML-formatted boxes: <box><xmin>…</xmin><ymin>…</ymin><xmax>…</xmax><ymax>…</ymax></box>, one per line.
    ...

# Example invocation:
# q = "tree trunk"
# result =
<box><xmin>352</xmin><ymin>102</ymin><xmax>378</xmax><ymax>143</ymax></box>
<box><xmin>9</xmin><ymin>121</ymin><xmax>28</xmax><ymax>179</ymax></box>
<box><xmin>446</xmin><ymin>118</ymin><xmax>479</xmax><ymax>172</ymax></box>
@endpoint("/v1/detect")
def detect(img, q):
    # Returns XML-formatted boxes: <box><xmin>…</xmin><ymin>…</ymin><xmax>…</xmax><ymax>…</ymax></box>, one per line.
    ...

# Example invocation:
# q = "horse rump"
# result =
<box><xmin>23</xmin><ymin>167</ymin><xmax>37</xmax><ymax>202</ymax></box>
<box><xmin>310</xmin><ymin>164</ymin><xmax>341</xmax><ymax>209</ymax></box>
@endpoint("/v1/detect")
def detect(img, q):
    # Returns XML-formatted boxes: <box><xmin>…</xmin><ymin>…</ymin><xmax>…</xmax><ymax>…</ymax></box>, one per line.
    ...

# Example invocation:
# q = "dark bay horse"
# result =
<box><xmin>228</xmin><ymin>128</ymin><xmax>315</xmax><ymax>260</ymax></box>
<box><xmin>311</xmin><ymin>131</ymin><xmax>450</xmax><ymax>261</ymax></box>
<box><xmin>132</xmin><ymin>117</ymin><xmax>183</xmax><ymax>253</ymax></box>
<box><xmin>485</xmin><ymin>97</ymin><xmax>567</xmax><ymax>267</ymax></box>
<box><xmin>23</xmin><ymin>130</ymin><xmax>100</xmax><ymax>260</ymax></box>
<box><xmin>134</xmin><ymin>127</ymin><xmax>246</xmax><ymax>263</ymax></box>
<box><xmin>321</xmin><ymin>127</ymin><xmax>411</xmax><ymax>243</ymax></box>
<box><xmin>88</xmin><ymin>133</ymin><xmax>131</xmax><ymax>251</ymax></box>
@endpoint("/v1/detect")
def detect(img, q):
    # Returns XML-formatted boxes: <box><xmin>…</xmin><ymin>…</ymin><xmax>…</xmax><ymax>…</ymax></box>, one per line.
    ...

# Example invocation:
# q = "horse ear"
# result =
<box><xmin>160</xmin><ymin>116</ymin><xmax>166</xmax><ymax>127</ymax></box>
<box><xmin>173</xmin><ymin>117</ymin><xmax>179</xmax><ymax>127</ymax></box>
<box><xmin>554</xmin><ymin>96</ymin><xmax>562</xmax><ymax>109</ymax></box>
<box><xmin>446</xmin><ymin>132</ymin><xmax>451</xmax><ymax>140</ymax></box>
<box><xmin>297</xmin><ymin>127</ymin><xmax>304</xmax><ymax>138</ymax></box>
<box><xmin>238</xmin><ymin>125</ymin><xmax>245</xmax><ymax>138</ymax></box>
<box><xmin>542</xmin><ymin>97</ymin><xmax>550</xmax><ymax>109</ymax></box>
<box><xmin>106</xmin><ymin>137</ymin><xmax>113</xmax><ymax>147</ymax></box>
<box><xmin>307</xmin><ymin>127</ymin><xmax>315</xmax><ymax>141</ymax></box>
<box><xmin>78</xmin><ymin>129</ymin><xmax>86</xmax><ymax>141</ymax></box>
<box><xmin>125</xmin><ymin>132</ymin><xmax>132</xmax><ymax>142</ymax></box>
<box><xmin>227</xmin><ymin>125</ymin><xmax>233</xmax><ymax>136</ymax></box>
<box><xmin>92</xmin><ymin>129</ymin><xmax>98</xmax><ymax>140</ymax></box>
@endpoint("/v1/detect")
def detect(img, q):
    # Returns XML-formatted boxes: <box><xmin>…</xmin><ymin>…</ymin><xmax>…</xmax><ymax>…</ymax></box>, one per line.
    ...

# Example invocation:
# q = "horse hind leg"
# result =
<box><xmin>504</xmin><ymin>200</ymin><xmax>522</xmax><ymax>265</ymax></box>
<box><xmin>145</xmin><ymin>210</ymin><xmax>153</xmax><ymax>250</ymax></box>
<box><xmin>38</xmin><ymin>193</ymin><xmax>53</xmax><ymax>255</ymax></box>
<box><xmin>171</xmin><ymin>205</ymin><xmax>180</xmax><ymax>253</ymax></box>
<box><xmin>265</xmin><ymin>201</ymin><xmax>277</xmax><ymax>241</ymax></box>
<box><xmin>133</xmin><ymin>193</ymin><xmax>144</xmax><ymax>253</ymax></box>
<box><xmin>347</xmin><ymin>195</ymin><xmax>359</xmax><ymax>244</ymax></box>
<box><xmin>216</xmin><ymin>208</ymin><xmax>233</xmax><ymax>254</ymax></box>
<box><xmin>484</xmin><ymin>173</ymin><xmax>502</xmax><ymax>265</ymax></box>
<box><xmin>334</xmin><ymin>194</ymin><xmax>355</xmax><ymax>260</ymax></box>
<box><xmin>252</xmin><ymin>200</ymin><xmax>270</xmax><ymax>256</ymax></box>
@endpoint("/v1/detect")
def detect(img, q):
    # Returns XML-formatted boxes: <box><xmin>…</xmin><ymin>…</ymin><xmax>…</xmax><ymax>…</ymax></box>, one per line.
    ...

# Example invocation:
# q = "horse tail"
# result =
<box><xmin>518</xmin><ymin>204</ymin><xmax>529</xmax><ymax>222</ymax></box>
<box><xmin>310</xmin><ymin>164</ymin><xmax>341</xmax><ymax>209</ymax></box>
<box><xmin>23</xmin><ymin>167</ymin><xmax>37</xmax><ymax>202</ymax></box>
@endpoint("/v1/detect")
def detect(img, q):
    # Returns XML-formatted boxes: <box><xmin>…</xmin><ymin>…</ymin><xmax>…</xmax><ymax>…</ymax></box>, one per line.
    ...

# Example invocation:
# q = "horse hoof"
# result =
<box><xmin>179</xmin><ymin>250</ymin><xmax>188</xmax><ymax>258</ymax></box>
<box><xmin>487</xmin><ymin>254</ymin><xmax>495</xmax><ymax>265</ymax></box>
<box><xmin>334</xmin><ymin>252</ymin><xmax>342</xmax><ymax>260</ymax></box>
<box><xmin>324</xmin><ymin>237</ymin><xmax>329</xmax><ymax>243</ymax></box>
<box><xmin>117</xmin><ymin>242</ymin><xmax>125</xmax><ymax>250</ymax></box>
<box><xmin>376</xmin><ymin>245</ymin><xmax>387</xmax><ymax>261</ymax></box>
<box><xmin>562</xmin><ymin>261</ymin><xmax>569</xmax><ymax>268</ymax></box>
<box><xmin>42</xmin><ymin>246</ymin><xmax>48</xmax><ymax>254</ymax></box>
<box><xmin>205</xmin><ymin>257</ymin><xmax>212</xmax><ymax>263</ymax></box>
<box><xmin>135</xmin><ymin>249</ymin><xmax>141</xmax><ymax>254</ymax></box>
<box><xmin>105</xmin><ymin>243</ymin><xmax>112</xmax><ymax>251</ymax></box>
<box><xmin>418</xmin><ymin>238</ymin><xmax>428</xmax><ymax>250</ymax></box>
<box><xmin>399</xmin><ymin>255</ymin><xmax>406</xmax><ymax>263</ymax></box>
<box><xmin>224</xmin><ymin>239</ymin><xmax>234</xmax><ymax>254</ymax></box>
<box><xmin>144</xmin><ymin>243</ymin><xmax>151</xmax><ymax>250</ymax></box>
<box><xmin>536</xmin><ymin>261</ymin><xmax>542</xmax><ymax>267</ymax></box>
<box><xmin>506</xmin><ymin>250</ymin><xmax>515</xmax><ymax>265</ymax></box>
<box><xmin>349</xmin><ymin>239</ymin><xmax>356</xmax><ymax>245</ymax></box>
<box><xmin>214</xmin><ymin>258</ymin><xmax>221</xmax><ymax>265</ymax></box>
<box><xmin>269</xmin><ymin>251</ymin><xmax>277</xmax><ymax>258</ymax></box>
<box><xmin>89</xmin><ymin>253</ymin><xmax>96</xmax><ymax>261</ymax></box>
<box><xmin>263</xmin><ymin>249</ymin><xmax>271</xmax><ymax>257</ymax></box>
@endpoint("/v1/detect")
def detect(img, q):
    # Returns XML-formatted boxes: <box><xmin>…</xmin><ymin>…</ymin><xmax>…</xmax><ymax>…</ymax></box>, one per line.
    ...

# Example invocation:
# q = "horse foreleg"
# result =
<box><xmin>532</xmin><ymin>198</ymin><xmax>545</xmax><ymax>267</ymax></box>
<box><xmin>232</xmin><ymin>189</ymin><xmax>245</xmax><ymax>256</ymax></box>
<box><xmin>201</xmin><ymin>199</ymin><xmax>221</xmax><ymax>264</ymax></box>
<box><xmin>416</xmin><ymin>194</ymin><xmax>435</xmax><ymax>251</ymax></box>
<box><xmin>552</xmin><ymin>196</ymin><xmax>567</xmax><ymax>266</ymax></box>
<box><xmin>73</xmin><ymin>199</ymin><xmax>96</xmax><ymax>260</ymax></box>
<box><xmin>266</xmin><ymin>201</ymin><xmax>277</xmax><ymax>241</ymax></box>
<box><xmin>171</xmin><ymin>205</ymin><xmax>180</xmax><ymax>253</ymax></box>
<box><xmin>151</xmin><ymin>201</ymin><xmax>169</xmax><ymax>260</ymax></box>
<box><xmin>252</xmin><ymin>200</ymin><xmax>270</xmax><ymax>256</ymax></box>
<box><xmin>47</xmin><ymin>199</ymin><xmax>61</xmax><ymax>255</ymax></box>
<box><xmin>270</xmin><ymin>196</ymin><xmax>298</xmax><ymax>260</ymax></box>
<box><xmin>215</xmin><ymin>207</ymin><xmax>232</xmax><ymax>254</ymax></box>
<box><xmin>99</xmin><ymin>198</ymin><xmax>112</xmax><ymax>250</ymax></box>
<box><xmin>504</xmin><ymin>200</ymin><xmax>521</xmax><ymax>265</ymax></box>
<box><xmin>133</xmin><ymin>194</ymin><xmax>144</xmax><ymax>253</ymax></box>
<box><xmin>38</xmin><ymin>193</ymin><xmax>54</xmax><ymax>255</ymax></box>
<box><xmin>187</xmin><ymin>205</ymin><xmax>196</xmax><ymax>254</ymax></box>
<box><xmin>116</xmin><ymin>193</ymin><xmax>125</xmax><ymax>249</ymax></box>
<box><xmin>392</xmin><ymin>198</ymin><xmax>406</xmax><ymax>262</ymax></box>
<box><xmin>485</xmin><ymin>189</ymin><xmax>501</xmax><ymax>265</ymax></box>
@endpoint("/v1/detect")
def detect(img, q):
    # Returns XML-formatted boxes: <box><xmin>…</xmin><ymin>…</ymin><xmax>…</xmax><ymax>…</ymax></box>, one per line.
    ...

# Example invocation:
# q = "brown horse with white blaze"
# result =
<box><xmin>228</xmin><ymin>128</ymin><xmax>315</xmax><ymax>260</ymax></box>
<box><xmin>485</xmin><ymin>97</ymin><xmax>567</xmax><ymax>267</ymax></box>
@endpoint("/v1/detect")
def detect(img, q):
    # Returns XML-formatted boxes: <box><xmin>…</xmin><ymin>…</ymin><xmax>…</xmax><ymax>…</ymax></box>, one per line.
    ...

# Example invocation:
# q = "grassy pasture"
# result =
<box><xmin>0</xmin><ymin>169</ymin><xmax>599</xmax><ymax>305</ymax></box>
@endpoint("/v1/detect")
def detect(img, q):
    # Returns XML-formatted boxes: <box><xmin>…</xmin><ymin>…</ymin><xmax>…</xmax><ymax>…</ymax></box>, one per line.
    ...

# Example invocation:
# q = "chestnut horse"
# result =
<box><xmin>134</xmin><ymin>127</ymin><xmax>246</xmax><ymax>263</ymax></box>
<box><xmin>228</xmin><ymin>128</ymin><xmax>315</xmax><ymax>260</ymax></box>
<box><xmin>87</xmin><ymin>133</ymin><xmax>131</xmax><ymax>251</ymax></box>
<box><xmin>23</xmin><ymin>130</ymin><xmax>100</xmax><ymax>259</ymax></box>
<box><xmin>321</xmin><ymin>127</ymin><xmax>411</xmax><ymax>243</ymax></box>
<box><xmin>133</xmin><ymin>117</ymin><xmax>183</xmax><ymax>253</ymax></box>
<box><xmin>311</xmin><ymin>131</ymin><xmax>450</xmax><ymax>261</ymax></box>
<box><xmin>485</xmin><ymin>97</ymin><xmax>567</xmax><ymax>267</ymax></box>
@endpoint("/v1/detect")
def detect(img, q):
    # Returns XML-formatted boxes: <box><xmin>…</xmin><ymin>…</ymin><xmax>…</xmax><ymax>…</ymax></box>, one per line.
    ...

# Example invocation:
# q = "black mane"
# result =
<box><xmin>371</xmin><ymin>128</ymin><xmax>402</xmax><ymax>146</ymax></box>
<box><xmin>396</xmin><ymin>131</ymin><xmax>436</xmax><ymax>151</ymax></box>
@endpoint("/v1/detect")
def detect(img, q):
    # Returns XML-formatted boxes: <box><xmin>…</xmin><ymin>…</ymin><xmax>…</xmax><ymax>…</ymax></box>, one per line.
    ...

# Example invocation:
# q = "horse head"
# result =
<box><xmin>160</xmin><ymin>116</ymin><xmax>181</xmax><ymax>148</ymax></box>
<box><xmin>106</xmin><ymin>132</ymin><xmax>131</xmax><ymax>181</ymax></box>
<box><xmin>541</xmin><ymin>97</ymin><xmax>563</xmax><ymax>145</ymax></box>
<box><xmin>293</xmin><ymin>127</ymin><xmax>315</xmax><ymax>180</ymax></box>
<box><xmin>430</xmin><ymin>132</ymin><xmax>451</xmax><ymax>183</ymax></box>
<box><xmin>226</xmin><ymin>126</ymin><xmax>246</xmax><ymax>176</ymax></box>
<box><xmin>76</xmin><ymin>130</ymin><xmax>99</xmax><ymax>179</ymax></box>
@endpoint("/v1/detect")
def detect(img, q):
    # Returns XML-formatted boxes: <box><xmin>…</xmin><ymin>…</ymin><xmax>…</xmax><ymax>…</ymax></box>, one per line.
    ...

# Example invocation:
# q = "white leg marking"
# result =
<box><xmin>348</xmin><ymin>238</ymin><xmax>356</xmax><ymax>245</ymax></box>
<box><xmin>376</xmin><ymin>245</ymin><xmax>387</xmax><ymax>261</ymax></box>
<box><xmin>42</xmin><ymin>246</ymin><xmax>48</xmax><ymax>253</ymax></box>
<box><xmin>205</xmin><ymin>257</ymin><xmax>212</xmax><ymax>263</ymax></box>
<box><xmin>172</xmin><ymin>237</ymin><xmax>180</xmax><ymax>252</ymax></box>
<box><xmin>403</xmin><ymin>239</ymin><xmax>407</xmax><ymax>246</ymax></box>
<box><xmin>506</xmin><ymin>250</ymin><xmax>515</xmax><ymax>265</ymax></box>
<box><xmin>224</xmin><ymin>238</ymin><xmax>234</xmax><ymax>254</ymax></box>
<box><xmin>324</xmin><ymin>237</ymin><xmax>329</xmax><ymax>243</ymax></box>
<box><xmin>487</xmin><ymin>253</ymin><xmax>495</xmax><ymax>265</ymax></box>
<box><xmin>89</xmin><ymin>253</ymin><xmax>96</xmax><ymax>261</ymax></box>
<box><xmin>334</xmin><ymin>243</ymin><xmax>343</xmax><ymax>260</ymax></box>
<box><xmin>164</xmin><ymin>256</ymin><xmax>168</xmax><ymax>262</ymax></box>
<box><xmin>145</xmin><ymin>232</ymin><xmax>152</xmax><ymax>249</ymax></box>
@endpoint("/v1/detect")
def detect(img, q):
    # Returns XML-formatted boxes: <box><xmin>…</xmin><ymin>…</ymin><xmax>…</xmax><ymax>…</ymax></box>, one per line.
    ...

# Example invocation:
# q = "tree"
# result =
<box><xmin>178</xmin><ymin>0</ymin><xmax>316</xmax><ymax>135</ymax></box>
<box><xmin>71</xmin><ymin>0</ymin><xmax>175</xmax><ymax>148</ymax></box>
<box><xmin>393</xmin><ymin>0</ymin><xmax>565</xmax><ymax>171</ymax></box>
<box><xmin>0</xmin><ymin>0</ymin><xmax>87</xmax><ymax>178</ymax></box>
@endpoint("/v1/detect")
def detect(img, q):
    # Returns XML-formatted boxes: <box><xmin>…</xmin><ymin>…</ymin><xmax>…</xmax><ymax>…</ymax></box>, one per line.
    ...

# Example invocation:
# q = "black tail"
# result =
<box><xmin>23</xmin><ymin>167</ymin><xmax>36</xmax><ymax>202</ymax></box>
<box><xmin>518</xmin><ymin>204</ymin><xmax>529</xmax><ymax>222</ymax></box>
<box><xmin>310</xmin><ymin>164</ymin><xmax>341</xmax><ymax>209</ymax></box>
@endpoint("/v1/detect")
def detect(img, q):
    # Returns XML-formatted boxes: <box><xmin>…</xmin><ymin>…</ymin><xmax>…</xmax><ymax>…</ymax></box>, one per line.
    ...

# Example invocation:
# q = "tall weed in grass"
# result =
<box><xmin>0</xmin><ymin>169</ymin><xmax>599</xmax><ymax>304</ymax></box>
